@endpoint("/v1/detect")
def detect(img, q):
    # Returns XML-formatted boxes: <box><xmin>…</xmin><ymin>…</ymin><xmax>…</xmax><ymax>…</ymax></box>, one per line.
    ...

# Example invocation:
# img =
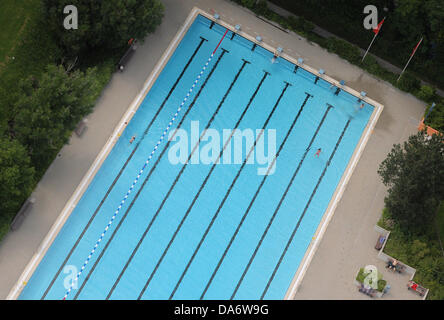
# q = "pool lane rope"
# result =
<box><xmin>62</xmin><ymin>28</ymin><xmax>229</xmax><ymax>300</ymax></box>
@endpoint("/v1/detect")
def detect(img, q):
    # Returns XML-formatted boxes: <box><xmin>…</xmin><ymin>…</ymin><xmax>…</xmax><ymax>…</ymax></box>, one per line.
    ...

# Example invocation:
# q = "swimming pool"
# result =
<box><xmin>17</xmin><ymin>12</ymin><xmax>378</xmax><ymax>300</ymax></box>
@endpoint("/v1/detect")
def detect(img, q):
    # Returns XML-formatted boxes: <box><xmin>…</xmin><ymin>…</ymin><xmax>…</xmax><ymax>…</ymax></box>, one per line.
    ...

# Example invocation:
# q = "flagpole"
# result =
<box><xmin>362</xmin><ymin>32</ymin><xmax>378</xmax><ymax>62</ymax></box>
<box><xmin>397</xmin><ymin>37</ymin><xmax>423</xmax><ymax>82</ymax></box>
<box><xmin>362</xmin><ymin>16</ymin><xmax>385</xmax><ymax>62</ymax></box>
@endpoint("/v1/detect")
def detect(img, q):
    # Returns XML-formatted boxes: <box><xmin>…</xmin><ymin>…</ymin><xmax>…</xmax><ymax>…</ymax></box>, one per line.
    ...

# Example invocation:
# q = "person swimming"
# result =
<box><xmin>315</xmin><ymin>148</ymin><xmax>321</xmax><ymax>157</ymax></box>
<box><xmin>129</xmin><ymin>135</ymin><xmax>136</xmax><ymax>144</ymax></box>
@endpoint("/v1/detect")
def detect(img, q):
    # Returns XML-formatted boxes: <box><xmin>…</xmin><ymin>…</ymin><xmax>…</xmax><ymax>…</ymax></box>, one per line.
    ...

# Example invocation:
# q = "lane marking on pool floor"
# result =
<box><xmin>231</xmin><ymin>102</ymin><xmax>332</xmax><ymax>299</ymax></box>
<box><xmin>43</xmin><ymin>36</ymin><xmax>208</xmax><ymax>300</ymax></box>
<box><xmin>261</xmin><ymin>118</ymin><xmax>351</xmax><ymax>299</ymax></box>
<box><xmin>135</xmin><ymin>70</ymin><xmax>269</xmax><ymax>300</ymax></box>
<box><xmin>200</xmin><ymin>92</ymin><xmax>314</xmax><ymax>299</ymax></box>
<box><xmin>73</xmin><ymin>48</ymin><xmax>229</xmax><ymax>300</ymax></box>
<box><xmin>105</xmin><ymin>59</ymin><xmax>251</xmax><ymax>299</ymax></box>
<box><xmin>169</xmin><ymin>81</ymin><xmax>292</xmax><ymax>299</ymax></box>
<box><xmin>62</xmin><ymin>29</ymin><xmax>230</xmax><ymax>300</ymax></box>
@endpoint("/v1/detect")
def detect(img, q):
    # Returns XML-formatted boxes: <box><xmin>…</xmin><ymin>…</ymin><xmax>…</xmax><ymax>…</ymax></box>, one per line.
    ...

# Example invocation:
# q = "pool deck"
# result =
<box><xmin>0</xmin><ymin>0</ymin><xmax>426</xmax><ymax>300</ymax></box>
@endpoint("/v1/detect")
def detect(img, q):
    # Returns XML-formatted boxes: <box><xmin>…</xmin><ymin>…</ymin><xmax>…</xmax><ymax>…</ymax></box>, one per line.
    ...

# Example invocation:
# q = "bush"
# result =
<box><xmin>286</xmin><ymin>16</ymin><xmax>314</xmax><ymax>36</ymax></box>
<box><xmin>0</xmin><ymin>137</ymin><xmax>35</xmax><ymax>241</ymax></box>
<box><xmin>360</xmin><ymin>55</ymin><xmax>398</xmax><ymax>83</ymax></box>
<box><xmin>356</xmin><ymin>268</ymin><xmax>365</xmax><ymax>283</ymax></box>
<box><xmin>253</xmin><ymin>0</ymin><xmax>268</xmax><ymax>16</ymax></box>
<box><xmin>377</xmin><ymin>280</ymin><xmax>387</xmax><ymax>292</ymax></box>
<box><xmin>378</xmin><ymin>208</ymin><xmax>444</xmax><ymax>300</ymax></box>
<box><xmin>416</xmin><ymin>85</ymin><xmax>436</xmax><ymax>103</ymax></box>
<box><xmin>424</xmin><ymin>102</ymin><xmax>444</xmax><ymax>132</ymax></box>
<box><xmin>396</xmin><ymin>72</ymin><xmax>421</xmax><ymax>92</ymax></box>
<box><xmin>240</xmin><ymin>0</ymin><xmax>256</xmax><ymax>9</ymax></box>
<box><xmin>325</xmin><ymin>37</ymin><xmax>361</xmax><ymax>64</ymax></box>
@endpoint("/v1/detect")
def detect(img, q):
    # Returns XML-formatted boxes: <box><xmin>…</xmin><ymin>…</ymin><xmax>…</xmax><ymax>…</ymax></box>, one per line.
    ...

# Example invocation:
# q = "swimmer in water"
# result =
<box><xmin>315</xmin><ymin>148</ymin><xmax>321</xmax><ymax>157</ymax></box>
<box><xmin>130</xmin><ymin>135</ymin><xmax>136</xmax><ymax>144</ymax></box>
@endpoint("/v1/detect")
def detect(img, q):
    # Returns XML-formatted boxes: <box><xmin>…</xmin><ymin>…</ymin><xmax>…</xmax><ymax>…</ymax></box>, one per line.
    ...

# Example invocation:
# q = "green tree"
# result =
<box><xmin>13</xmin><ymin>64</ymin><xmax>101</xmax><ymax>171</ymax></box>
<box><xmin>42</xmin><ymin>0</ymin><xmax>164</xmax><ymax>56</ymax></box>
<box><xmin>0</xmin><ymin>138</ymin><xmax>35</xmax><ymax>230</ymax></box>
<box><xmin>378</xmin><ymin>131</ymin><xmax>444</xmax><ymax>233</ymax></box>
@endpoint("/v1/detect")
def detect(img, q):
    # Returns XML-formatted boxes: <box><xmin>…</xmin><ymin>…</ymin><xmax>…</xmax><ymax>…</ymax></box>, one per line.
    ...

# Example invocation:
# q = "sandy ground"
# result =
<box><xmin>0</xmin><ymin>0</ymin><xmax>426</xmax><ymax>300</ymax></box>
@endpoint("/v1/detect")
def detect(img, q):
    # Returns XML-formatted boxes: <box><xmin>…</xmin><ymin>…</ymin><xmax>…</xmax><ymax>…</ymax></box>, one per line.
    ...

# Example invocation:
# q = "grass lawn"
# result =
<box><xmin>0</xmin><ymin>0</ymin><xmax>39</xmax><ymax>67</ymax></box>
<box><xmin>0</xmin><ymin>0</ymin><xmax>61</xmax><ymax>133</ymax></box>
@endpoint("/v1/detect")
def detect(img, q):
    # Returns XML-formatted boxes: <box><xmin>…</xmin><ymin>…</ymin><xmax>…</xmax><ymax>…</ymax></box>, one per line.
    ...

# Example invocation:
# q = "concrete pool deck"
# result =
<box><xmin>0</xmin><ymin>0</ymin><xmax>426</xmax><ymax>300</ymax></box>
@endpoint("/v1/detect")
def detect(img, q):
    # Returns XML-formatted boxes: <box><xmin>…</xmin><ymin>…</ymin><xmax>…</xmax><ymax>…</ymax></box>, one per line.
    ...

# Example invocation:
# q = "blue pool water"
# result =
<box><xmin>19</xmin><ymin>15</ymin><xmax>373</xmax><ymax>300</ymax></box>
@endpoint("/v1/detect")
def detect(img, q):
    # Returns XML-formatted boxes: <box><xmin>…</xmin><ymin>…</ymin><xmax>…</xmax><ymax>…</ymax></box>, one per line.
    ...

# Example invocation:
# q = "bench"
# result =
<box><xmin>386</xmin><ymin>259</ymin><xmax>406</xmax><ymax>273</ymax></box>
<box><xmin>375</xmin><ymin>234</ymin><xmax>386</xmax><ymax>250</ymax></box>
<box><xmin>10</xmin><ymin>197</ymin><xmax>35</xmax><ymax>231</ymax></box>
<box><xmin>358</xmin><ymin>283</ymin><xmax>376</xmax><ymax>298</ymax></box>
<box><xmin>75</xmin><ymin>119</ymin><xmax>88</xmax><ymax>137</ymax></box>
<box><xmin>407</xmin><ymin>280</ymin><xmax>427</xmax><ymax>297</ymax></box>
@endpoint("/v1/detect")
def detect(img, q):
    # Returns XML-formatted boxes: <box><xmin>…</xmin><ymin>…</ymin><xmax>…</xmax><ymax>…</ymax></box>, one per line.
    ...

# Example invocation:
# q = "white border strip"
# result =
<box><xmin>7</xmin><ymin>7</ymin><xmax>200</xmax><ymax>300</ymax></box>
<box><xmin>284</xmin><ymin>101</ymin><xmax>383</xmax><ymax>299</ymax></box>
<box><xmin>195</xmin><ymin>9</ymin><xmax>384</xmax><ymax>300</ymax></box>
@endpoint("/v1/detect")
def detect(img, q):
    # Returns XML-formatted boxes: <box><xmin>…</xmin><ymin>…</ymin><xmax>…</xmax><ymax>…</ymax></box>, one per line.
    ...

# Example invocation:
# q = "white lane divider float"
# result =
<box><xmin>62</xmin><ymin>28</ymin><xmax>229</xmax><ymax>300</ymax></box>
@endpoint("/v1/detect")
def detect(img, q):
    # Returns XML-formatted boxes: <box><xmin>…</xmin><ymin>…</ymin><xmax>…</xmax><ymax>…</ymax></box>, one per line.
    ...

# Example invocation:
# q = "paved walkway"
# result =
<box><xmin>0</xmin><ymin>0</ymin><xmax>427</xmax><ymax>299</ymax></box>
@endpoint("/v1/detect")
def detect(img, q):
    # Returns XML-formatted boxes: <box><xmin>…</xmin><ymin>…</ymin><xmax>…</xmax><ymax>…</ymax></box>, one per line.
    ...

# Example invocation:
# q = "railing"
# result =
<box><xmin>418</xmin><ymin>118</ymin><xmax>441</xmax><ymax>137</ymax></box>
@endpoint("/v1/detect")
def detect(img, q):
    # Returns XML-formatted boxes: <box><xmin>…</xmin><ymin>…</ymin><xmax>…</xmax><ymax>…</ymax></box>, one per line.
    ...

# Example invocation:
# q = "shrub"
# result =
<box><xmin>396</xmin><ymin>72</ymin><xmax>421</xmax><ymax>92</ymax></box>
<box><xmin>424</xmin><ymin>102</ymin><xmax>444</xmax><ymax>132</ymax></box>
<box><xmin>0</xmin><ymin>137</ymin><xmax>35</xmax><ymax>241</ymax></box>
<box><xmin>416</xmin><ymin>85</ymin><xmax>436</xmax><ymax>103</ymax></box>
<box><xmin>241</xmin><ymin>0</ymin><xmax>256</xmax><ymax>9</ymax></box>
<box><xmin>286</xmin><ymin>16</ymin><xmax>314</xmax><ymax>35</ymax></box>
<box><xmin>253</xmin><ymin>0</ymin><xmax>269</xmax><ymax>16</ymax></box>
<box><xmin>378</xmin><ymin>208</ymin><xmax>444</xmax><ymax>300</ymax></box>
<box><xmin>356</xmin><ymin>268</ymin><xmax>365</xmax><ymax>283</ymax></box>
<box><xmin>325</xmin><ymin>37</ymin><xmax>361</xmax><ymax>64</ymax></box>
<box><xmin>377</xmin><ymin>280</ymin><xmax>387</xmax><ymax>292</ymax></box>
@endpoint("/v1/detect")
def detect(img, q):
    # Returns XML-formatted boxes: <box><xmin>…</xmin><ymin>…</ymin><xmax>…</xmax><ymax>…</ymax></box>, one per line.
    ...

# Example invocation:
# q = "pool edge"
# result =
<box><xmin>283</xmin><ymin>85</ymin><xmax>384</xmax><ymax>300</ymax></box>
<box><xmin>196</xmin><ymin>9</ymin><xmax>385</xmax><ymax>301</ymax></box>
<box><xmin>7</xmin><ymin>6</ymin><xmax>202</xmax><ymax>300</ymax></box>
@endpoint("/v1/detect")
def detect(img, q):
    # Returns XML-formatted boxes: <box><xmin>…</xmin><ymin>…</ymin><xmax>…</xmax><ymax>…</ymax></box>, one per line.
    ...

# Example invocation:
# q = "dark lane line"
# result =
<box><xmin>41</xmin><ymin>37</ymin><xmax>207</xmax><ymax>299</ymax></box>
<box><xmin>106</xmin><ymin>59</ymin><xmax>251</xmax><ymax>299</ymax></box>
<box><xmin>200</xmin><ymin>92</ymin><xmax>314</xmax><ymax>300</ymax></box>
<box><xmin>136</xmin><ymin>70</ymin><xmax>270</xmax><ymax>300</ymax></box>
<box><xmin>72</xmin><ymin>48</ymin><xmax>228</xmax><ymax>300</ymax></box>
<box><xmin>260</xmin><ymin>118</ymin><xmax>351</xmax><ymax>299</ymax></box>
<box><xmin>169</xmin><ymin>81</ymin><xmax>291</xmax><ymax>300</ymax></box>
<box><xmin>231</xmin><ymin>103</ymin><xmax>332</xmax><ymax>299</ymax></box>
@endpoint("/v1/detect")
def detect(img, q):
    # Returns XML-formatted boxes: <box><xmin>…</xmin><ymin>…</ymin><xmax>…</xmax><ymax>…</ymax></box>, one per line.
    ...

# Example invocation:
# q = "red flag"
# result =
<box><xmin>411</xmin><ymin>37</ymin><xmax>423</xmax><ymax>57</ymax></box>
<box><xmin>373</xmin><ymin>18</ymin><xmax>385</xmax><ymax>35</ymax></box>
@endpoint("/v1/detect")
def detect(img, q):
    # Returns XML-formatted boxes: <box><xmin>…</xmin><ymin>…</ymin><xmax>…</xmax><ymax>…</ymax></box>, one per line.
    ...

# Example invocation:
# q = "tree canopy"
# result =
<box><xmin>13</xmin><ymin>64</ymin><xmax>101</xmax><ymax>171</ymax></box>
<box><xmin>378</xmin><ymin>131</ymin><xmax>444</xmax><ymax>233</ymax></box>
<box><xmin>0</xmin><ymin>138</ymin><xmax>35</xmax><ymax>220</ymax></box>
<box><xmin>43</xmin><ymin>0</ymin><xmax>164</xmax><ymax>56</ymax></box>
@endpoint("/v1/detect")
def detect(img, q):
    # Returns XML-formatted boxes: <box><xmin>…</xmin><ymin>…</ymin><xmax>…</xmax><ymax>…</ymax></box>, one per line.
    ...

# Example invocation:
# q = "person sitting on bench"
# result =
<box><xmin>387</xmin><ymin>259</ymin><xmax>398</xmax><ymax>270</ymax></box>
